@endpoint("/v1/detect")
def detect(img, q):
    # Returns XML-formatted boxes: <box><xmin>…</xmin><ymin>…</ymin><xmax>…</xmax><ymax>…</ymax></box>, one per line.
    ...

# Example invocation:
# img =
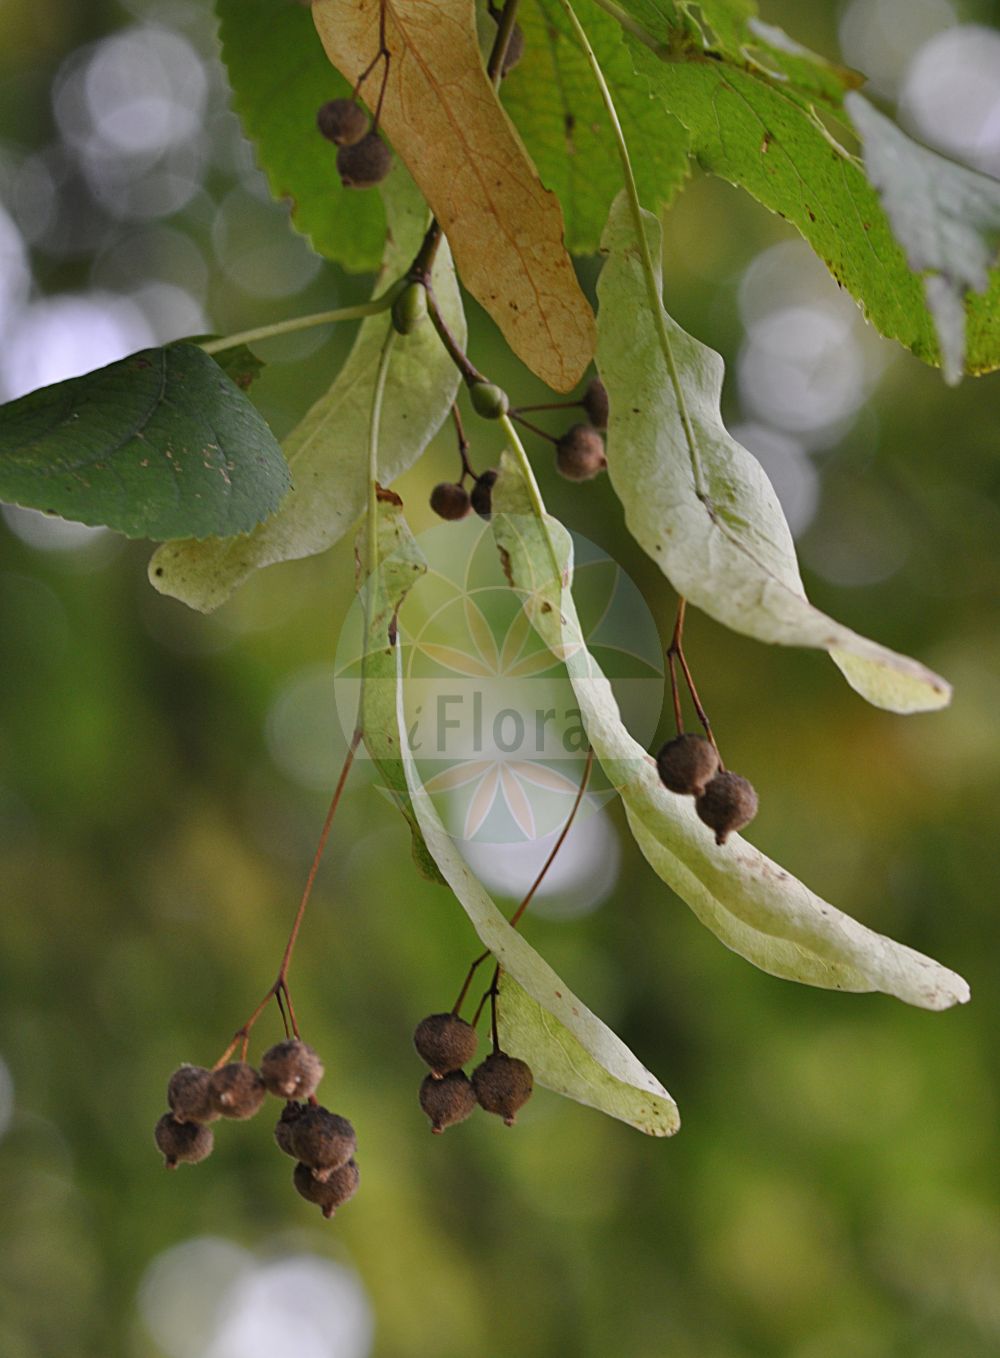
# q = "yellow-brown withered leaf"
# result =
<box><xmin>312</xmin><ymin>0</ymin><xmax>595</xmax><ymax>392</ymax></box>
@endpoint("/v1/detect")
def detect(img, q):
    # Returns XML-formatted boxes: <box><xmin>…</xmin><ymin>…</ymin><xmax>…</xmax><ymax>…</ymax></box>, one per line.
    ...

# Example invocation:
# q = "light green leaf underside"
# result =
<box><xmin>391</xmin><ymin>624</ymin><xmax>678</xmax><ymax>1135</ymax></box>
<box><xmin>149</xmin><ymin>165</ymin><xmax>465</xmax><ymax>612</ymax></box>
<box><xmin>846</xmin><ymin>93</ymin><xmax>1000</xmax><ymax>386</ymax></box>
<box><xmin>0</xmin><ymin>344</ymin><xmax>290</xmax><ymax>541</ymax></box>
<box><xmin>355</xmin><ymin>492</ymin><xmax>444</xmax><ymax>883</ymax></box>
<box><xmin>503</xmin><ymin>0</ymin><xmax>689</xmax><ymax>254</ymax></box>
<box><xmin>596</xmin><ymin>194</ymin><xmax>950</xmax><ymax>714</ymax></box>
<box><xmin>215</xmin><ymin>0</ymin><xmax>386</xmax><ymax>272</ymax></box>
<box><xmin>491</xmin><ymin>459</ymin><xmax>969</xmax><ymax>1011</ymax></box>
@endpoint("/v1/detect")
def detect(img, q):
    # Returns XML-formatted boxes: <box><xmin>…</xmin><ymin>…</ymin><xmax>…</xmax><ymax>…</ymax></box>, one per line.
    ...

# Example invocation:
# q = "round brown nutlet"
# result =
<box><xmin>167</xmin><ymin>1064</ymin><xmax>219</xmax><ymax>1125</ymax></box>
<box><xmin>695</xmin><ymin>771</ymin><xmax>759</xmax><ymax>845</ymax></box>
<box><xmin>336</xmin><ymin>132</ymin><xmax>392</xmax><ymax>189</ymax></box>
<box><xmin>291</xmin><ymin>1106</ymin><xmax>357</xmax><ymax>1179</ymax></box>
<box><xmin>430</xmin><ymin>482</ymin><xmax>471</xmax><ymax>521</ymax></box>
<box><xmin>419</xmin><ymin>1070</ymin><xmax>477</xmax><ymax>1133</ymax></box>
<box><xmin>471</xmin><ymin>1051</ymin><xmax>533</xmax><ymax>1125</ymax></box>
<box><xmin>581</xmin><ymin>376</ymin><xmax>609</xmax><ymax>430</ymax></box>
<box><xmin>293</xmin><ymin>1158</ymin><xmax>360</xmax><ymax>1218</ymax></box>
<box><xmin>316</xmin><ymin>98</ymin><xmax>369</xmax><ymax>147</ymax></box>
<box><xmin>655</xmin><ymin>733</ymin><xmax>720</xmax><ymax>797</ymax></box>
<box><xmin>209</xmin><ymin>1062</ymin><xmax>266</xmax><ymax>1120</ymax></box>
<box><xmin>470</xmin><ymin>469</ymin><xmax>498</xmax><ymax>519</ymax></box>
<box><xmin>260</xmin><ymin>1039</ymin><xmax>325</xmax><ymax>1100</ymax></box>
<box><xmin>274</xmin><ymin>1102</ymin><xmax>307</xmax><ymax>1158</ymax></box>
<box><xmin>155</xmin><ymin>1112</ymin><xmax>214</xmax><ymax>1168</ymax></box>
<box><xmin>413</xmin><ymin>1013</ymin><xmax>478</xmax><ymax>1077</ymax></box>
<box><xmin>555</xmin><ymin>424</ymin><xmax>607</xmax><ymax>482</ymax></box>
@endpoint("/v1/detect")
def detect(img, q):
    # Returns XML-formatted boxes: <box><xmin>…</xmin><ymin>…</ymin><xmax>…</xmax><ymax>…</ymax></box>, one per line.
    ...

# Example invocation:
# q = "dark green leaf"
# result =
<box><xmin>211</xmin><ymin>344</ymin><xmax>266</xmax><ymax>391</ymax></box>
<box><xmin>0</xmin><ymin>343</ymin><xmax>290</xmax><ymax>541</ymax></box>
<box><xmin>216</xmin><ymin>0</ymin><xmax>386</xmax><ymax>272</ymax></box>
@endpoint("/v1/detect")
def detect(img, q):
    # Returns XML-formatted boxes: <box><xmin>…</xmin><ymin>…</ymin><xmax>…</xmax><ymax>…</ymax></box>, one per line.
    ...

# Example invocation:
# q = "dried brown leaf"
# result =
<box><xmin>313</xmin><ymin>0</ymin><xmax>595</xmax><ymax>391</ymax></box>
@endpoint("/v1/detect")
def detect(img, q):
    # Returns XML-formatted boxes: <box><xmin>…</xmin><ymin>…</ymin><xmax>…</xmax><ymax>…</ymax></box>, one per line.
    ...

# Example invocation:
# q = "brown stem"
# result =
<box><xmin>424</xmin><ymin>282</ymin><xmax>483</xmax><ymax>385</ymax></box>
<box><xmin>487</xmin><ymin>0</ymin><xmax>522</xmax><ymax>86</ymax></box>
<box><xmin>666</xmin><ymin>599</ymin><xmax>722</xmax><ymax>763</ymax></box>
<box><xmin>353</xmin><ymin>0</ymin><xmax>391</xmax><ymax>130</ymax></box>
<box><xmin>454</xmin><ymin>748</ymin><xmax>594</xmax><ymax>1023</ymax></box>
<box><xmin>212</xmin><ymin>727</ymin><xmax>362</xmax><ymax>1066</ymax></box>
<box><xmin>511</xmin><ymin>412</ymin><xmax>559</xmax><ymax>445</ymax></box>
<box><xmin>451</xmin><ymin>403</ymin><xmax>476</xmax><ymax>482</ymax></box>
<box><xmin>410</xmin><ymin>220</ymin><xmax>443</xmax><ymax>281</ymax></box>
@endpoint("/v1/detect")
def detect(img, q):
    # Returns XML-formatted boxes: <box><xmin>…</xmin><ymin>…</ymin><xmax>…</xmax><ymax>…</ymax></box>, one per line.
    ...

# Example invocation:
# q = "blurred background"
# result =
<box><xmin>2</xmin><ymin>1</ymin><xmax>1000</xmax><ymax>1355</ymax></box>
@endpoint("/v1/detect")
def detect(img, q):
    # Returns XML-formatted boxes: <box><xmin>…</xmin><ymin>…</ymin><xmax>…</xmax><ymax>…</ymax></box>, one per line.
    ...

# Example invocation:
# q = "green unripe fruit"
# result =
<box><xmin>471</xmin><ymin>1051</ymin><xmax>533</xmax><ymax>1125</ymax></box>
<box><xmin>261</xmin><ymin>1039</ymin><xmax>325</xmax><ymax>1100</ymax></box>
<box><xmin>293</xmin><ymin>1158</ymin><xmax>360</xmax><ymax>1218</ymax></box>
<box><xmin>391</xmin><ymin>282</ymin><xmax>428</xmax><ymax>336</ymax></box>
<box><xmin>167</xmin><ymin>1064</ymin><xmax>218</xmax><ymax>1125</ymax></box>
<box><xmin>316</xmin><ymin>98</ymin><xmax>369</xmax><ymax>147</ymax></box>
<box><xmin>695</xmin><ymin>771</ymin><xmax>759</xmax><ymax>845</ymax></box>
<box><xmin>419</xmin><ymin>1070</ymin><xmax>477</xmax><ymax>1133</ymax></box>
<box><xmin>655</xmin><ymin>733</ymin><xmax>720</xmax><ymax>797</ymax></box>
<box><xmin>413</xmin><ymin>1013</ymin><xmax>478</xmax><ymax>1077</ymax></box>
<box><xmin>470</xmin><ymin>382</ymin><xmax>509</xmax><ymax>420</ymax></box>
<box><xmin>155</xmin><ymin>1112</ymin><xmax>214</xmax><ymax>1168</ymax></box>
<box><xmin>337</xmin><ymin>132</ymin><xmax>392</xmax><ymax>189</ymax></box>
<box><xmin>209</xmin><ymin>1062</ymin><xmax>267</xmax><ymax>1120</ymax></box>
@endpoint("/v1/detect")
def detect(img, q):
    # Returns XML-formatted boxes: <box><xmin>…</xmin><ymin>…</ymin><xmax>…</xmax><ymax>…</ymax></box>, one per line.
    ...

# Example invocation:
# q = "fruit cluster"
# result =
<box><xmin>655</xmin><ymin>733</ymin><xmax>758</xmax><ymax>844</ymax></box>
<box><xmin>317</xmin><ymin>97</ymin><xmax>393</xmax><ymax>190</ymax></box>
<box><xmin>413</xmin><ymin>1013</ymin><xmax>533</xmax><ymax>1132</ymax></box>
<box><xmin>155</xmin><ymin>1038</ymin><xmax>360</xmax><ymax>1220</ymax></box>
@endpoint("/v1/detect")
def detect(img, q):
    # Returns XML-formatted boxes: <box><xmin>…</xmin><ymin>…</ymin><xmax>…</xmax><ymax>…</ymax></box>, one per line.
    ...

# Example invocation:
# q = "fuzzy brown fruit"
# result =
<box><xmin>293</xmin><ymin>1158</ymin><xmax>360</xmax><ymax>1218</ymax></box>
<box><xmin>471</xmin><ymin>1052</ymin><xmax>533</xmax><ymax>1125</ymax></box>
<box><xmin>429</xmin><ymin>482</ymin><xmax>471</xmax><ymax>521</ymax></box>
<box><xmin>470</xmin><ymin>469</ymin><xmax>498</xmax><ymax>519</ymax></box>
<box><xmin>555</xmin><ymin>424</ymin><xmax>607</xmax><ymax>481</ymax></box>
<box><xmin>336</xmin><ymin>132</ymin><xmax>392</xmax><ymax>189</ymax></box>
<box><xmin>209</xmin><ymin>1062</ymin><xmax>267</xmax><ymax>1119</ymax></box>
<box><xmin>261</xmin><ymin>1039</ymin><xmax>325</xmax><ymax>1100</ymax></box>
<box><xmin>581</xmin><ymin>376</ymin><xmax>609</xmax><ymax>430</ymax></box>
<box><xmin>695</xmin><ymin>771</ymin><xmax>759</xmax><ymax>845</ymax></box>
<box><xmin>155</xmin><ymin>1112</ymin><xmax>214</xmax><ymax>1168</ymax></box>
<box><xmin>655</xmin><ymin>733</ymin><xmax>720</xmax><ymax>797</ymax></box>
<box><xmin>167</xmin><ymin>1064</ymin><xmax>219</xmax><ymax>1125</ymax></box>
<box><xmin>274</xmin><ymin>1102</ymin><xmax>306</xmax><ymax>1158</ymax></box>
<box><xmin>413</xmin><ymin>1013</ymin><xmax>478</xmax><ymax>1077</ymax></box>
<box><xmin>291</xmin><ymin>1106</ymin><xmax>357</xmax><ymax>1180</ymax></box>
<box><xmin>316</xmin><ymin>98</ymin><xmax>368</xmax><ymax>147</ymax></box>
<box><xmin>419</xmin><ymin>1070</ymin><xmax>477</xmax><ymax>1134</ymax></box>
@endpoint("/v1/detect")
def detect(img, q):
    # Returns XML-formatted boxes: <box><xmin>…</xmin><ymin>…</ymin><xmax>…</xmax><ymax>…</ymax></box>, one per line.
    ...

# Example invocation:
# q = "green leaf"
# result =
<box><xmin>149</xmin><ymin>165</ymin><xmax>465</xmax><ymax>612</ymax></box>
<box><xmin>0</xmin><ymin>343</ymin><xmax>290</xmax><ymax>541</ymax></box>
<box><xmin>502</xmin><ymin>0</ymin><xmax>689</xmax><ymax>254</ymax></box>
<box><xmin>393</xmin><ymin>634</ymin><xmax>679</xmax><ymax>1135</ymax></box>
<box><xmin>624</xmin><ymin>45</ymin><xmax>947</xmax><ymax>369</ymax></box>
<box><xmin>846</xmin><ymin>93</ymin><xmax>1000</xmax><ymax>386</ymax></box>
<box><xmin>596</xmin><ymin>193</ymin><xmax>950</xmax><ymax>713</ymax></box>
<box><xmin>491</xmin><ymin>454</ymin><xmax>970</xmax><ymax>1011</ymax></box>
<box><xmin>355</xmin><ymin>488</ymin><xmax>444</xmax><ymax>884</ymax></box>
<box><xmin>216</xmin><ymin>0</ymin><xmax>386</xmax><ymax>272</ymax></box>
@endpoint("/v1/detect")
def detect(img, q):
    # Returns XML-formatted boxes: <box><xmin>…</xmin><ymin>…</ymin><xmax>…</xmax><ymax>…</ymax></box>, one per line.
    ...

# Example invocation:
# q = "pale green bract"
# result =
<box><xmin>490</xmin><ymin>454</ymin><xmax>969</xmax><ymax>1012</ymax></box>
<box><xmin>596</xmin><ymin>193</ymin><xmax>951</xmax><ymax>714</ymax></box>
<box><xmin>148</xmin><ymin>164</ymin><xmax>465</xmax><ymax>612</ymax></box>
<box><xmin>383</xmin><ymin>573</ymin><xmax>678</xmax><ymax>1135</ymax></box>
<box><xmin>846</xmin><ymin>93</ymin><xmax>1000</xmax><ymax>387</ymax></box>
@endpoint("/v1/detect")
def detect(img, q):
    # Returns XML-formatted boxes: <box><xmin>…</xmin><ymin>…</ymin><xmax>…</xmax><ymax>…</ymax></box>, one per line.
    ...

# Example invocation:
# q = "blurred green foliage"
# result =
<box><xmin>1</xmin><ymin>2</ymin><xmax>999</xmax><ymax>1357</ymax></box>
